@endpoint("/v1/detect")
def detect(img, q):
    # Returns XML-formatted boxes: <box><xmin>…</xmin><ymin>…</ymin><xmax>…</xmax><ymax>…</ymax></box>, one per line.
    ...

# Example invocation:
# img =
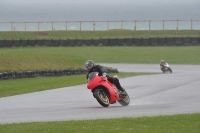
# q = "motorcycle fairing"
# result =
<box><xmin>87</xmin><ymin>72</ymin><xmax>120</xmax><ymax>103</ymax></box>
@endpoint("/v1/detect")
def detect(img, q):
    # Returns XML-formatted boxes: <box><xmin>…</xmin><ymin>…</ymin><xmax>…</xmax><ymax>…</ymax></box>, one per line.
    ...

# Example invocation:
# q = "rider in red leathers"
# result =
<box><xmin>85</xmin><ymin>60</ymin><xmax>126</xmax><ymax>95</ymax></box>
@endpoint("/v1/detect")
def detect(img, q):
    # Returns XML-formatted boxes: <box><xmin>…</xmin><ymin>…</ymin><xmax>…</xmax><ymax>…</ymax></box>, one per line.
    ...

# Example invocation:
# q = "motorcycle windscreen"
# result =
<box><xmin>88</xmin><ymin>72</ymin><xmax>99</xmax><ymax>81</ymax></box>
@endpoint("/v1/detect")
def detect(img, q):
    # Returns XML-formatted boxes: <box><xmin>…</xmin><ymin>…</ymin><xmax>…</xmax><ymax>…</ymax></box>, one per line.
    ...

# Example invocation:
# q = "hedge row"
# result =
<box><xmin>0</xmin><ymin>67</ymin><xmax>118</xmax><ymax>80</ymax></box>
<box><xmin>0</xmin><ymin>37</ymin><xmax>200</xmax><ymax>47</ymax></box>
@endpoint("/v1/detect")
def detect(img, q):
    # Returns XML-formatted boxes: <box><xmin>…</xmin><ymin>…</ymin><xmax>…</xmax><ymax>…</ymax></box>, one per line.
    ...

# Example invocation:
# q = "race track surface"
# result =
<box><xmin>0</xmin><ymin>64</ymin><xmax>200</xmax><ymax>124</ymax></box>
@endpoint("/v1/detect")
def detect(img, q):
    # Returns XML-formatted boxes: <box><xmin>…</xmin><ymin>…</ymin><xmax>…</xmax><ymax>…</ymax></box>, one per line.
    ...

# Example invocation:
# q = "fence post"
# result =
<box><xmin>66</xmin><ymin>21</ymin><xmax>67</xmax><ymax>31</ymax></box>
<box><xmin>176</xmin><ymin>20</ymin><xmax>179</xmax><ymax>34</ymax></box>
<box><xmin>24</xmin><ymin>22</ymin><xmax>26</xmax><ymax>32</ymax></box>
<box><xmin>11</xmin><ymin>22</ymin><xmax>13</xmax><ymax>31</ymax></box>
<box><xmin>38</xmin><ymin>22</ymin><xmax>40</xmax><ymax>31</ymax></box>
<box><xmin>107</xmin><ymin>21</ymin><xmax>109</xmax><ymax>30</ymax></box>
<box><xmin>149</xmin><ymin>20</ymin><xmax>151</xmax><ymax>31</ymax></box>
<box><xmin>80</xmin><ymin>21</ymin><xmax>82</xmax><ymax>31</ymax></box>
<box><xmin>52</xmin><ymin>22</ymin><xmax>54</xmax><ymax>31</ymax></box>
<box><xmin>93</xmin><ymin>21</ymin><xmax>96</xmax><ymax>31</ymax></box>
<box><xmin>163</xmin><ymin>20</ymin><xmax>165</xmax><ymax>30</ymax></box>
<box><xmin>121</xmin><ymin>20</ymin><xmax>123</xmax><ymax>30</ymax></box>
<box><xmin>134</xmin><ymin>20</ymin><xmax>136</xmax><ymax>31</ymax></box>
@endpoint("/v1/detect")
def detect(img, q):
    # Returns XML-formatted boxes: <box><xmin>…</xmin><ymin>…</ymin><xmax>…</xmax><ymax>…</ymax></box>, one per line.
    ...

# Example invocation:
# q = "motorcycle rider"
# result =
<box><xmin>85</xmin><ymin>60</ymin><xmax>126</xmax><ymax>95</ymax></box>
<box><xmin>159</xmin><ymin>60</ymin><xmax>167</xmax><ymax>71</ymax></box>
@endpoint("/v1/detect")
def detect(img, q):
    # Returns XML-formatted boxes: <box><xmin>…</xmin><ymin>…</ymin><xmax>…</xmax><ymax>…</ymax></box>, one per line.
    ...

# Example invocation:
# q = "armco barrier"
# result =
<box><xmin>21</xmin><ymin>40</ymin><xmax>28</xmax><ymax>47</ymax></box>
<box><xmin>174</xmin><ymin>37</ymin><xmax>183</xmax><ymax>46</ymax></box>
<box><xmin>5</xmin><ymin>39</ymin><xmax>13</xmax><ymax>47</ymax></box>
<box><xmin>60</xmin><ymin>40</ymin><xmax>68</xmax><ymax>46</ymax></box>
<box><xmin>135</xmin><ymin>38</ymin><xmax>142</xmax><ymax>46</ymax></box>
<box><xmin>118</xmin><ymin>38</ymin><xmax>125</xmax><ymax>46</ymax></box>
<box><xmin>84</xmin><ymin>39</ymin><xmax>92</xmax><ymax>46</ymax></box>
<box><xmin>35</xmin><ymin>39</ymin><xmax>44</xmax><ymax>46</ymax></box>
<box><xmin>28</xmin><ymin>40</ymin><xmax>36</xmax><ymax>46</ymax></box>
<box><xmin>125</xmin><ymin>38</ymin><xmax>133</xmax><ymax>46</ymax></box>
<box><xmin>142</xmin><ymin>38</ymin><xmax>149</xmax><ymax>46</ymax></box>
<box><xmin>109</xmin><ymin>38</ymin><xmax>117</xmax><ymax>46</ymax></box>
<box><xmin>14</xmin><ymin>40</ymin><xmax>21</xmax><ymax>47</ymax></box>
<box><xmin>68</xmin><ymin>39</ymin><xmax>76</xmax><ymax>46</ymax></box>
<box><xmin>158</xmin><ymin>37</ymin><xmax>166</xmax><ymax>46</ymax></box>
<box><xmin>101</xmin><ymin>38</ymin><xmax>109</xmax><ymax>46</ymax></box>
<box><xmin>51</xmin><ymin>40</ymin><xmax>60</xmax><ymax>47</ymax></box>
<box><xmin>44</xmin><ymin>39</ymin><xmax>52</xmax><ymax>46</ymax></box>
<box><xmin>150</xmin><ymin>37</ymin><xmax>158</xmax><ymax>46</ymax></box>
<box><xmin>166</xmin><ymin>37</ymin><xmax>174</xmax><ymax>46</ymax></box>
<box><xmin>191</xmin><ymin>37</ymin><xmax>199</xmax><ymax>45</ymax></box>
<box><xmin>76</xmin><ymin>39</ymin><xmax>84</xmax><ymax>46</ymax></box>
<box><xmin>0</xmin><ymin>40</ymin><xmax>5</xmax><ymax>47</ymax></box>
<box><xmin>183</xmin><ymin>37</ymin><xmax>190</xmax><ymax>46</ymax></box>
<box><xmin>0</xmin><ymin>67</ymin><xmax>118</xmax><ymax>80</ymax></box>
<box><xmin>0</xmin><ymin>37</ymin><xmax>200</xmax><ymax>47</ymax></box>
<box><xmin>92</xmin><ymin>39</ymin><xmax>100</xmax><ymax>46</ymax></box>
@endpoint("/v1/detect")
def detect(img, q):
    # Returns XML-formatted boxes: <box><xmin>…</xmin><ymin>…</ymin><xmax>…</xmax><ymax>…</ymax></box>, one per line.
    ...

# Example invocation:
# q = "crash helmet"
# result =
<box><xmin>85</xmin><ymin>60</ymin><xmax>95</xmax><ymax>71</ymax></box>
<box><xmin>161</xmin><ymin>60</ymin><xmax>164</xmax><ymax>62</ymax></box>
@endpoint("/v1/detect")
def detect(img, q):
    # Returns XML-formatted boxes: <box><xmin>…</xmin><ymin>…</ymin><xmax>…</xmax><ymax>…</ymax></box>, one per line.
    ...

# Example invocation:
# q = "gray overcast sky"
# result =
<box><xmin>0</xmin><ymin>0</ymin><xmax>199</xmax><ymax>21</ymax></box>
<box><xmin>1</xmin><ymin>0</ymin><xmax>199</xmax><ymax>4</ymax></box>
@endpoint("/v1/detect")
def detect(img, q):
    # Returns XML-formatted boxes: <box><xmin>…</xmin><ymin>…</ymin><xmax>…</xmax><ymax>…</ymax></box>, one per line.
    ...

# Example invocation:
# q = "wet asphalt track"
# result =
<box><xmin>0</xmin><ymin>64</ymin><xmax>200</xmax><ymax>124</ymax></box>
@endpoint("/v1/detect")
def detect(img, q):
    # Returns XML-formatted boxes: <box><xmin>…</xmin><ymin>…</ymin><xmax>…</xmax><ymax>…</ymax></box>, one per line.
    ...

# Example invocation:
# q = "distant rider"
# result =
<box><xmin>85</xmin><ymin>60</ymin><xmax>126</xmax><ymax>95</ymax></box>
<box><xmin>159</xmin><ymin>60</ymin><xmax>167</xmax><ymax>71</ymax></box>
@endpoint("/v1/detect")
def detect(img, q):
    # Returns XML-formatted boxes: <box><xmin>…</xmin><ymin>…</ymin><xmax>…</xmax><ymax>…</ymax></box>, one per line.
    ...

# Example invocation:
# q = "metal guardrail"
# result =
<box><xmin>0</xmin><ymin>20</ymin><xmax>200</xmax><ymax>31</ymax></box>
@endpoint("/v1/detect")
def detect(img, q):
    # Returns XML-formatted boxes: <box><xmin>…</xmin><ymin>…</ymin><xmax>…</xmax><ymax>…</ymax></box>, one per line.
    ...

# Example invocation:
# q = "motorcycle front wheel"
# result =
<box><xmin>118</xmin><ymin>91</ymin><xmax>130</xmax><ymax>106</ymax></box>
<box><xmin>93</xmin><ymin>89</ymin><xmax>110</xmax><ymax>107</ymax></box>
<box><xmin>169</xmin><ymin>68</ymin><xmax>172</xmax><ymax>73</ymax></box>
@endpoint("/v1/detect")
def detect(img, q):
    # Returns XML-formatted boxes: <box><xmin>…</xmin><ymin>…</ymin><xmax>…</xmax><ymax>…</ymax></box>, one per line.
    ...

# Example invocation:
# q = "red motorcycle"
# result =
<box><xmin>87</xmin><ymin>72</ymin><xmax>130</xmax><ymax>107</ymax></box>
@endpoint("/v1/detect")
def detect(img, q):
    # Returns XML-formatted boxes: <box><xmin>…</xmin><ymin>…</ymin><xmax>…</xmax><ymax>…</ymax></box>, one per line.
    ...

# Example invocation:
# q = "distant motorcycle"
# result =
<box><xmin>87</xmin><ymin>72</ymin><xmax>130</xmax><ymax>107</ymax></box>
<box><xmin>161</xmin><ymin>63</ymin><xmax>172</xmax><ymax>73</ymax></box>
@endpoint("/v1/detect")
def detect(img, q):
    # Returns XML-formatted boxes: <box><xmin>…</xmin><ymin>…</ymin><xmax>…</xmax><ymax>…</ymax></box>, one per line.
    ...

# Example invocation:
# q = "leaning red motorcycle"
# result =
<box><xmin>87</xmin><ymin>72</ymin><xmax>130</xmax><ymax>107</ymax></box>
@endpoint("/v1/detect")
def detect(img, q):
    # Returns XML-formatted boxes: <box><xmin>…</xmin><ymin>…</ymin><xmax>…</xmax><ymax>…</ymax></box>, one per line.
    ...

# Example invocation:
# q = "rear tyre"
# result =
<box><xmin>162</xmin><ymin>70</ymin><xmax>165</xmax><ymax>73</ymax></box>
<box><xmin>161</xmin><ymin>68</ymin><xmax>165</xmax><ymax>73</ymax></box>
<box><xmin>118</xmin><ymin>91</ymin><xmax>130</xmax><ymax>106</ymax></box>
<box><xmin>93</xmin><ymin>89</ymin><xmax>110</xmax><ymax>107</ymax></box>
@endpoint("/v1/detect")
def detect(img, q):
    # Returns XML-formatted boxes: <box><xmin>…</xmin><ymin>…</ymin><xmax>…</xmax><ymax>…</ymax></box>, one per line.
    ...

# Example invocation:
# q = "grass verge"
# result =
<box><xmin>0</xmin><ymin>113</ymin><xmax>199</xmax><ymax>133</ymax></box>
<box><xmin>0</xmin><ymin>30</ymin><xmax>200</xmax><ymax>39</ymax></box>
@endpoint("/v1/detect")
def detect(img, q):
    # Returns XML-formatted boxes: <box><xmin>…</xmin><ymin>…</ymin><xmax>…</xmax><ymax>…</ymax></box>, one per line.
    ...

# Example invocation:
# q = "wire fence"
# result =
<box><xmin>0</xmin><ymin>20</ymin><xmax>200</xmax><ymax>31</ymax></box>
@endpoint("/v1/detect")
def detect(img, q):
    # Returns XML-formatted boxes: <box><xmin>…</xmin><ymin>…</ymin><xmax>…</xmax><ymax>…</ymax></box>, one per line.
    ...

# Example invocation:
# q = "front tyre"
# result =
<box><xmin>118</xmin><ymin>91</ymin><xmax>130</xmax><ymax>106</ymax></box>
<box><xmin>169</xmin><ymin>68</ymin><xmax>172</xmax><ymax>73</ymax></box>
<box><xmin>93</xmin><ymin>89</ymin><xmax>110</xmax><ymax>107</ymax></box>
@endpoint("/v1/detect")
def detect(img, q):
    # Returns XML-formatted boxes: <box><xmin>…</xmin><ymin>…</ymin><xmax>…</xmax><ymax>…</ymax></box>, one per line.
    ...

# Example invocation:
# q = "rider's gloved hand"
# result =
<box><xmin>102</xmin><ymin>73</ymin><xmax>107</xmax><ymax>78</ymax></box>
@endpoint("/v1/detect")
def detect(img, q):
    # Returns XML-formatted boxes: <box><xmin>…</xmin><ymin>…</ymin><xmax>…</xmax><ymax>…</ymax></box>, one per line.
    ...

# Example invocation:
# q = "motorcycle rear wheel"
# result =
<box><xmin>93</xmin><ymin>89</ymin><xmax>110</xmax><ymax>107</ymax></box>
<box><xmin>118</xmin><ymin>91</ymin><xmax>130</xmax><ymax>106</ymax></box>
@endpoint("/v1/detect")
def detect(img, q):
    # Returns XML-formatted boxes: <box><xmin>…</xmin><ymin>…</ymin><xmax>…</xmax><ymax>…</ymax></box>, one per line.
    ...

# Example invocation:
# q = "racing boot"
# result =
<box><xmin>119</xmin><ymin>87</ymin><xmax>127</xmax><ymax>96</ymax></box>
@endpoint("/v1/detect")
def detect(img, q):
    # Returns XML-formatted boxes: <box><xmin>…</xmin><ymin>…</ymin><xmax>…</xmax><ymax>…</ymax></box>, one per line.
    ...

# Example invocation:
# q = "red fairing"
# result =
<box><xmin>87</xmin><ymin>73</ymin><xmax>120</xmax><ymax>103</ymax></box>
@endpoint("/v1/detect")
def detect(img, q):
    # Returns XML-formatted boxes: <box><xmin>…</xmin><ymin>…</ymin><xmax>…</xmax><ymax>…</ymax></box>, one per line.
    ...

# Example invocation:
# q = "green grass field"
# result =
<box><xmin>0</xmin><ymin>113</ymin><xmax>199</xmax><ymax>133</ymax></box>
<box><xmin>0</xmin><ymin>46</ymin><xmax>200</xmax><ymax>72</ymax></box>
<box><xmin>0</xmin><ymin>30</ymin><xmax>200</xmax><ymax>39</ymax></box>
